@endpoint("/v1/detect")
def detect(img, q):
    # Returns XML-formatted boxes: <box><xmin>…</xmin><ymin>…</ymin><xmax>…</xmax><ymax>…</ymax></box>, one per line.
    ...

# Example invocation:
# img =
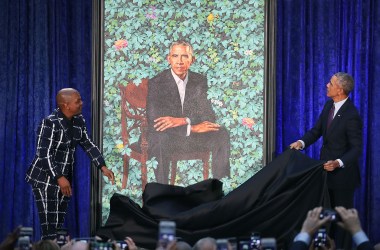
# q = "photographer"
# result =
<box><xmin>0</xmin><ymin>226</ymin><xmax>22</xmax><ymax>250</ymax></box>
<box><xmin>290</xmin><ymin>206</ymin><xmax>374</xmax><ymax>250</ymax></box>
<box><xmin>0</xmin><ymin>226</ymin><xmax>36</xmax><ymax>250</ymax></box>
<box><xmin>335</xmin><ymin>206</ymin><xmax>373</xmax><ymax>250</ymax></box>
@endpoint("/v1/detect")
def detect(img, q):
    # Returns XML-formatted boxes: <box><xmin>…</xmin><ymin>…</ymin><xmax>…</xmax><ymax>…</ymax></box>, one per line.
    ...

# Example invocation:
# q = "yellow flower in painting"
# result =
<box><xmin>207</xmin><ymin>13</ymin><xmax>214</xmax><ymax>23</ymax></box>
<box><xmin>116</xmin><ymin>143</ymin><xmax>124</xmax><ymax>149</ymax></box>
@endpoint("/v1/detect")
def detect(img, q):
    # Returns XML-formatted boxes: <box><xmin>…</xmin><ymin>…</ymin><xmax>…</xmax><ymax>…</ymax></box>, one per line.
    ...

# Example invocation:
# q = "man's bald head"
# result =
<box><xmin>56</xmin><ymin>88</ymin><xmax>83</xmax><ymax>118</ymax></box>
<box><xmin>56</xmin><ymin>88</ymin><xmax>79</xmax><ymax>109</ymax></box>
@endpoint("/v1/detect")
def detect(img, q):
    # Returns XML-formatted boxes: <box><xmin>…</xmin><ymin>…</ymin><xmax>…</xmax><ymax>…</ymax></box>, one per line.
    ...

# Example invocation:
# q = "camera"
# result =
<box><xmin>115</xmin><ymin>240</ymin><xmax>128</xmax><ymax>250</ymax></box>
<box><xmin>89</xmin><ymin>241</ymin><xmax>115</xmax><ymax>250</ymax></box>
<box><xmin>238</xmin><ymin>240</ymin><xmax>250</xmax><ymax>250</ymax></box>
<box><xmin>313</xmin><ymin>228</ymin><xmax>327</xmax><ymax>248</ymax></box>
<box><xmin>319</xmin><ymin>208</ymin><xmax>341</xmax><ymax>221</ymax></box>
<box><xmin>17</xmin><ymin>227</ymin><xmax>33</xmax><ymax>250</ymax></box>
<box><xmin>261</xmin><ymin>238</ymin><xmax>276</xmax><ymax>250</ymax></box>
<box><xmin>158</xmin><ymin>220</ymin><xmax>176</xmax><ymax>248</ymax></box>
<box><xmin>216</xmin><ymin>239</ymin><xmax>229</xmax><ymax>250</ymax></box>
<box><xmin>56</xmin><ymin>228</ymin><xmax>69</xmax><ymax>247</ymax></box>
<box><xmin>250</xmin><ymin>232</ymin><xmax>261</xmax><ymax>250</ymax></box>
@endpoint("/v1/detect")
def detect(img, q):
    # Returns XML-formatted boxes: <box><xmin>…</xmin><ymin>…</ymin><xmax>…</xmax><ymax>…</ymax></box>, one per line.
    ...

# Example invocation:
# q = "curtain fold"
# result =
<box><xmin>276</xmin><ymin>0</ymin><xmax>380</xmax><ymax>243</ymax></box>
<box><xmin>0</xmin><ymin>0</ymin><xmax>92</xmax><ymax>241</ymax></box>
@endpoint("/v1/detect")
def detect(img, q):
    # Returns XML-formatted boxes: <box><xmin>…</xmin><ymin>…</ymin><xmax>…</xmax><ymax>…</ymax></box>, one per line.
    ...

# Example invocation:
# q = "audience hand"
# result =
<box><xmin>335</xmin><ymin>206</ymin><xmax>362</xmax><ymax>235</ymax></box>
<box><xmin>300</xmin><ymin>207</ymin><xmax>330</xmax><ymax>236</ymax></box>
<box><xmin>310</xmin><ymin>235</ymin><xmax>335</xmax><ymax>250</ymax></box>
<box><xmin>124</xmin><ymin>237</ymin><xmax>137</xmax><ymax>250</ymax></box>
<box><xmin>0</xmin><ymin>226</ymin><xmax>21</xmax><ymax>250</ymax></box>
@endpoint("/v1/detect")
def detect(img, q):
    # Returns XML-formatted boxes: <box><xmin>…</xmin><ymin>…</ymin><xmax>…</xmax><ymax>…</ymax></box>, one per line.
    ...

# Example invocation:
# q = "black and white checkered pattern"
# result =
<box><xmin>26</xmin><ymin>108</ymin><xmax>106</xmax><ymax>239</ymax></box>
<box><xmin>32</xmin><ymin>185</ymin><xmax>69</xmax><ymax>239</ymax></box>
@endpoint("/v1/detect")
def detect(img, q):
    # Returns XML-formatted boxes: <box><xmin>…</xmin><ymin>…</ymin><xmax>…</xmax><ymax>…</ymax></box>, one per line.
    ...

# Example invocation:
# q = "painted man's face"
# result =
<box><xmin>167</xmin><ymin>45</ymin><xmax>194</xmax><ymax>80</ymax></box>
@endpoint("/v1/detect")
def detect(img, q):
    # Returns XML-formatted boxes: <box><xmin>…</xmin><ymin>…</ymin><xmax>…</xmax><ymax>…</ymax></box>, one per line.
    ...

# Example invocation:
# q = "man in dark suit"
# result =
<box><xmin>290</xmin><ymin>206</ymin><xmax>374</xmax><ymax>250</ymax></box>
<box><xmin>290</xmin><ymin>72</ymin><xmax>363</xmax><ymax>248</ymax></box>
<box><xmin>147</xmin><ymin>41</ymin><xmax>230</xmax><ymax>183</ymax></box>
<box><xmin>25</xmin><ymin>88</ymin><xmax>115</xmax><ymax>239</ymax></box>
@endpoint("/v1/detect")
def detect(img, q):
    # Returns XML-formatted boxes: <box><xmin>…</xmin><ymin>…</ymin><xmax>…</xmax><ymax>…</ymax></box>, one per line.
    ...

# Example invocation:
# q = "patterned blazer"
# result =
<box><xmin>26</xmin><ymin>108</ymin><xmax>105</xmax><ymax>188</ymax></box>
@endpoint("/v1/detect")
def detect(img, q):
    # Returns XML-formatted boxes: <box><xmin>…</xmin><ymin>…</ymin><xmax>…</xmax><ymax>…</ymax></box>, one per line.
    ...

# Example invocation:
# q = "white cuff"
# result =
<box><xmin>185</xmin><ymin>117</ymin><xmax>191</xmax><ymax>136</ymax></box>
<box><xmin>298</xmin><ymin>140</ymin><xmax>305</xmax><ymax>150</ymax></box>
<box><xmin>337</xmin><ymin>159</ymin><xmax>344</xmax><ymax>168</ymax></box>
<box><xmin>353</xmin><ymin>230</ymin><xmax>369</xmax><ymax>246</ymax></box>
<box><xmin>294</xmin><ymin>232</ymin><xmax>311</xmax><ymax>245</ymax></box>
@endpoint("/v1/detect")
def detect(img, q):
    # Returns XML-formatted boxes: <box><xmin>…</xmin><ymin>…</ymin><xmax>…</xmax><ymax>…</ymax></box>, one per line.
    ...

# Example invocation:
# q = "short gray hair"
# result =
<box><xmin>334</xmin><ymin>72</ymin><xmax>354</xmax><ymax>95</ymax></box>
<box><xmin>192</xmin><ymin>237</ymin><xmax>217</xmax><ymax>250</ymax></box>
<box><xmin>169</xmin><ymin>40</ymin><xmax>194</xmax><ymax>56</ymax></box>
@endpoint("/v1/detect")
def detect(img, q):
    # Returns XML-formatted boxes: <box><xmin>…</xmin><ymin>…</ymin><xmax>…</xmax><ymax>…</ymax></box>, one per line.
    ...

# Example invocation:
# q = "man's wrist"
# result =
<box><xmin>336</xmin><ymin>159</ymin><xmax>344</xmax><ymax>168</ymax></box>
<box><xmin>185</xmin><ymin>117</ymin><xmax>191</xmax><ymax>125</ymax></box>
<box><xmin>294</xmin><ymin>232</ymin><xmax>311</xmax><ymax>245</ymax></box>
<box><xmin>55</xmin><ymin>174</ymin><xmax>63</xmax><ymax>180</ymax></box>
<box><xmin>352</xmin><ymin>230</ymin><xmax>369</xmax><ymax>246</ymax></box>
<box><xmin>298</xmin><ymin>140</ymin><xmax>305</xmax><ymax>149</ymax></box>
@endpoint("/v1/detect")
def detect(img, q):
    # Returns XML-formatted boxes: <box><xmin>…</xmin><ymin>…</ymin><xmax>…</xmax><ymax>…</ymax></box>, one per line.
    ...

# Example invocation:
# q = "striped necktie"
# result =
<box><xmin>327</xmin><ymin>104</ymin><xmax>335</xmax><ymax>129</ymax></box>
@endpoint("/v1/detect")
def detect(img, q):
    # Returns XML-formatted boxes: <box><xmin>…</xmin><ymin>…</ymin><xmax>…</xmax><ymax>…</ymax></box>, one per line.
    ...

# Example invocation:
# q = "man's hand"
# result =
<box><xmin>323</xmin><ymin>160</ymin><xmax>339</xmax><ymax>172</ymax></box>
<box><xmin>57</xmin><ymin>176</ymin><xmax>72</xmax><ymax>197</ymax></box>
<box><xmin>335</xmin><ymin>206</ymin><xmax>362</xmax><ymax>235</ymax></box>
<box><xmin>191</xmin><ymin>121</ymin><xmax>220</xmax><ymax>133</ymax></box>
<box><xmin>289</xmin><ymin>141</ymin><xmax>303</xmax><ymax>150</ymax></box>
<box><xmin>101</xmin><ymin>166</ymin><xmax>115</xmax><ymax>185</ymax></box>
<box><xmin>300</xmin><ymin>207</ymin><xmax>330</xmax><ymax>236</ymax></box>
<box><xmin>154</xmin><ymin>117</ymin><xmax>187</xmax><ymax>131</ymax></box>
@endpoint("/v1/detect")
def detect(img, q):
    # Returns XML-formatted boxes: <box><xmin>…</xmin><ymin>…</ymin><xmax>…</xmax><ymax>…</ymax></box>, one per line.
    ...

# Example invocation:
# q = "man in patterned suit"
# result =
<box><xmin>147</xmin><ymin>41</ymin><xmax>230</xmax><ymax>183</ymax></box>
<box><xmin>290</xmin><ymin>72</ymin><xmax>363</xmax><ymax>249</ymax></box>
<box><xmin>26</xmin><ymin>88</ymin><xmax>115</xmax><ymax>240</ymax></box>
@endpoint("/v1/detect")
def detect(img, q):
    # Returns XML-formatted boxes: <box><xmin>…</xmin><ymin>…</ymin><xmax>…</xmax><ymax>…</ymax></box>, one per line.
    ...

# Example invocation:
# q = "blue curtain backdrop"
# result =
<box><xmin>0</xmin><ymin>0</ymin><xmax>93</xmax><ymax>241</ymax></box>
<box><xmin>276</xmin><ymin>0</ymin><xmax>380</xmax><ymax>243</ymax></box>
<box><xmin>1</xmin><ymin>0</ymin><xmax>380</xmax><ymax>246</ymax></box>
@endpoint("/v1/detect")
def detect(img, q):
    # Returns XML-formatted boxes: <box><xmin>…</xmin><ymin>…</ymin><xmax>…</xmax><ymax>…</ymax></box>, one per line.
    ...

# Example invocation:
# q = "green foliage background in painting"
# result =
<box><xmin>102</xmin><ymin>0</ymin><xmax>265</xmax><ymax>223</ymax></box>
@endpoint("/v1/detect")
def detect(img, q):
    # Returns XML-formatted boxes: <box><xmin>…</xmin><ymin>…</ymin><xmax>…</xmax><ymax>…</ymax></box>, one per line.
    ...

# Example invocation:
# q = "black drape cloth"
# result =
<box><xmin>97</xmin><ymin>150</ymin><xmax>328</xmax><ymax>249</ymax></box>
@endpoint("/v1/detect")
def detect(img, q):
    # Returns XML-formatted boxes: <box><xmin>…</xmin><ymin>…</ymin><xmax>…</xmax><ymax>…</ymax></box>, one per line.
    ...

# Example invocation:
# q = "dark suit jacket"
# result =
<box><xmin>25</xmin><ymin>108</ymin><xmax>105</xmax><ymax>188</ymax></box>
<box><xmin>147</xmin><ymin>69</ymin><xmax>216</xmax><ymax>138</ymax></box>
<box><xmin>301</xmin><ymin>98</ymin><xmax>362</xmax><ymax>189</ymax></box>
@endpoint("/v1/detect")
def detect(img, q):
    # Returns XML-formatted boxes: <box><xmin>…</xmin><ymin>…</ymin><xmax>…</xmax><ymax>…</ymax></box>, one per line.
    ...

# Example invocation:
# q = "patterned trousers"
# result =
<box><xmin>32</xmin><ymin>185</ymin><xmax>70</xmax><ymax>239</ymax></box>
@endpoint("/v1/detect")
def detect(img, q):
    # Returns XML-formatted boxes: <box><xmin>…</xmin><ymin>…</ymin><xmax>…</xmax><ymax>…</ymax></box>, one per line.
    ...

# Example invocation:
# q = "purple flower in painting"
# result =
<box><xmin>146</xmin><ymin>6</ymin><xmax>157</xmax><ymax>19</ymax></box>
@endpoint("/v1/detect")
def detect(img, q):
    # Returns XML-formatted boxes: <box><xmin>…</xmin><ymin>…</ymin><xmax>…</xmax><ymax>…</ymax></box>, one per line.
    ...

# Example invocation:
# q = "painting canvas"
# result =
<box><xmin>101</xmin><ymin>0</ymin><xmax>265</xmax><ymax>223</ymax></box>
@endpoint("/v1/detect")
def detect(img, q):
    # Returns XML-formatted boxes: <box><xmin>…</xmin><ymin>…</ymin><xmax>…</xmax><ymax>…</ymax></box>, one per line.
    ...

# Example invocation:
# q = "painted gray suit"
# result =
<box><xmin>147</xmin><ymin>69</ymin><xmax>230</xmax><ymax>183</ymax></box>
